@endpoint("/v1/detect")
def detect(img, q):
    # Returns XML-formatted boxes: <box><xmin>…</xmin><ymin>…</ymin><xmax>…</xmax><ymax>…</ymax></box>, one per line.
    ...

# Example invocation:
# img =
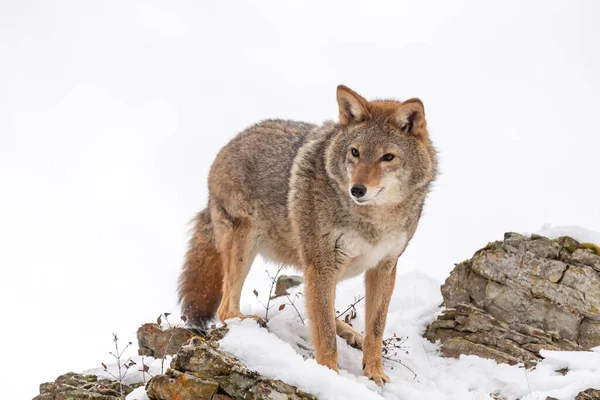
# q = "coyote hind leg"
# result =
<box><xmin>211</xmin><ymin>206</ymin><xmax>259</xmax><ymax>324</ymax></box>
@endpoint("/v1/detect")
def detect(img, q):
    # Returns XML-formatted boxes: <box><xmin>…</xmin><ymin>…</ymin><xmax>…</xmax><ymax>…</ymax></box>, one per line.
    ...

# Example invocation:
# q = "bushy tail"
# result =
<box><xmin>178</xmin><ymin>208</ymin><xmax>223</xmax><ymax>334</ymax></box>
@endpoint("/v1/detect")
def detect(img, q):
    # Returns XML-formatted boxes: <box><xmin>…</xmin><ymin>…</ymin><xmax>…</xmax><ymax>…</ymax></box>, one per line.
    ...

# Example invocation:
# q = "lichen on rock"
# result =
<box><xmin>146</xmin><ymin>327</ymin><xmax>316</xmax><ymax>400</ymax></box>
<box><xmin>426</xmin><ymin>233</ymin><xmax>600</xmax><ymax>366</ymax></box>
<box><xmin>33</xmin><ymin>372</ymin><xmax>136</xmax><ymax>400</ymax></box>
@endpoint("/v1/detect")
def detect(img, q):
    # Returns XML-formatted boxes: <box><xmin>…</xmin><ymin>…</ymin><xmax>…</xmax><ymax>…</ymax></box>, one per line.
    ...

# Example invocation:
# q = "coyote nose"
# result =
<box><xmin>350</xmin><ymin>184</ymin><xmax>367</xmax><ymax>198</ymax></box>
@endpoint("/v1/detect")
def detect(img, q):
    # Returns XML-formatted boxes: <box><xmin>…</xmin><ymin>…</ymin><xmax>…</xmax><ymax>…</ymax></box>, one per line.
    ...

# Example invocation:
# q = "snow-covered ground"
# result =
<box><xmin>104</xmin><ymin>227</ymin><xmax>600</xmax><ymax>400</ymax></box>
<box><xmin>2</xmin><ymin>1</ymin><xmax>600</xmax><ymax>398</ymax></box>
<box><xmin>221</xmin><ymin>273</ymin><xmax>600</xmax><ymax>400</ymax></box>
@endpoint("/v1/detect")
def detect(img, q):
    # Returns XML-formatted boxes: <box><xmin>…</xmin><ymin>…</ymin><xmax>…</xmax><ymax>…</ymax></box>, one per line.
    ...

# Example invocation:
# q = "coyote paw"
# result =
<box><xmin>335</xmin><ymin>320</ymin><xmax>364</xmax><ymax>349</ymax></box>
<box><xmin>363</xmin><ymin>364</ymin><xmax>391</xmax><ymax>386</ymax></box>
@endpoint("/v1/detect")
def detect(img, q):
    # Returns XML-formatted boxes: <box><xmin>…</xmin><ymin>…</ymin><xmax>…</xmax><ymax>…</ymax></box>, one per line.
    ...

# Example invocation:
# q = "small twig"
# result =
<box><xmin>336</xmin><ymin>296</ymin><xmax>365</xmax><ymax>320</ymax></box>
<box><xmin>120</xmin><ymin>358</ymin><xmax>136</xmax><ymax>384</ymax></box>
<box><xmin>103</xmin><ymin>333</ymin><xmax>134</xmax><ymax>398</ymax></box>
<box><xmin>101</xmin><ymin>368</ymin><xmax>120</xmax><ymax>382</ymax></box>
<box><xmin>114</xmin><ymin>334</ymin><xmax>126</xmax><ymax>394</ymax></box>
<box><xmin>163</xmin><ymin>312</ymin><xmax>173</xmax><ymax>329</ymax></box>
<box><xmin>383</xmin><ymin>356</ymin><xmax>418</xmax><ymax>380</ymax></box>
<box><xmin>159</xmin><ymin>313</ymin><xmax>189</xmax><ymax>374</ymax></box>
<box><xmin>284</xmin><ymin>292</ymin><xmax>305</xmax><ymax>325</ymax></box>
<box><xmin>254</xmin><ymin>296</ymin><xmax>269</xmax><ymax>311</ymax></box>
<box><xmin>382</xmin><ymin>333</ymin><xmax>409</xmax><ymax>356</ymax></box>
<box><xmin>265</xmin><ymin>264</ymin><xmax>285</xmax><ymax>322</ymax></box>
<box><xmin>140</xmin><ymin>356</ymin><xmax>147</xmax><ymax>384</ymax></box>
<box><xmin>254</xmin><ymin>264</ymin><xmax>285</xmax><ymax>322</ymax></box>
<box><xmin>381</xmin><ymin>333</ymin><xmax>415</xmax><ymax>380</ymax></box>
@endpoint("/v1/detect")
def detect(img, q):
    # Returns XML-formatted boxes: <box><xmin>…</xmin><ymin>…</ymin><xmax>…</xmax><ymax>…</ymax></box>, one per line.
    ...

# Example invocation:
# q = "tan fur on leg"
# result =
<box><xmin>363</xmin><ymin>258</ymin><xmax>397</xmax><ymax>385</ymax></box>
<box><xmin>211</xmin><ymin>205</ymin><xmax>259</xmax><ymax>323</ymax></box>
<box><xmin>305</xmin><ymin>265</ymin><xmax>339</xmax><ymax>371</ymax></box>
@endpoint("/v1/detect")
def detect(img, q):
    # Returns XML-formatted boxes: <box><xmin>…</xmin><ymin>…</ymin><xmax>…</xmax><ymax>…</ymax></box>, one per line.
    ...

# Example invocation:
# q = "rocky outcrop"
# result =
<box><xmin>34</xmin><ymin>324</ymin><xmax>312</xmax><ymax>400</ymax></box>
<box><xmin>33</xmin><ymin>372</ymin><xmax>136</xmax><ymax>399</ymax></box>
<box><xmin>574</xmin><ymin>388</ymin><xmax>600</xmax><ymax>400</ymax></box>
<box><xmin>425</xmin><ymin>233</ymin><xmax>600</xmax><ymax>366</ymax></box>
<box><xmin>137</xmin><ymin>323</ymin><xmax>193</xmax><ymax>358</ymax></box>
<box><xmin>146</xmin><ymin>327</ymin><xmax>316</xmax><ymax>400</ymax></box>
<box><xmin>547</xmin><ymin>388</ymin><xmax>600</xmax><ymax>400</ymax></box>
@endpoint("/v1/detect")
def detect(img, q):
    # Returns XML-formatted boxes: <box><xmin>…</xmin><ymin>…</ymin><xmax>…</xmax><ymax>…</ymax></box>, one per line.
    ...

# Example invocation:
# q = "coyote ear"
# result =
<box><xmin>391</xmin><ymin>98</ymin><xmax>427</xmax><ymax>139</ymax></box>
<box><xmin>337</xmin><ymin>85</ymin><xmax>370</xmax><ymax>126</ymax></box>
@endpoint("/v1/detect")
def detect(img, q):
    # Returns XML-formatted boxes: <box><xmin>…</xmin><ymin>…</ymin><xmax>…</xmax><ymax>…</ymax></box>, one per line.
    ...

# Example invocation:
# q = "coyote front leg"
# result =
<box><xmin>363</xmin><ymin>258</ymin><xmax>397</xmax><ymax>385</ymax></box>
<box><xmin>304</xmin><ymin>264</ymin><xmax>339</xmax><ymax>371</ymax></box>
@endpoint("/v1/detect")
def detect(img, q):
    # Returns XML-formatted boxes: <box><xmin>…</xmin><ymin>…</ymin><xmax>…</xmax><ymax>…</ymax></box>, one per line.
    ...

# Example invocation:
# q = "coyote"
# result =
<box><xmin>179</xmin><ymin>85</ymin><xmax>437</xmax><ymax>385</ymax></box>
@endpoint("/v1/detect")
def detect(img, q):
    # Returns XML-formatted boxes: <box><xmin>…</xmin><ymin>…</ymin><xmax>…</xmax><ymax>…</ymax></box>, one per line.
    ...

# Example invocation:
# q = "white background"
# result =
<box><xmin>1</xmin><ymin>1</ymin><xmax>599</xmax><ymax>398</ymax></box>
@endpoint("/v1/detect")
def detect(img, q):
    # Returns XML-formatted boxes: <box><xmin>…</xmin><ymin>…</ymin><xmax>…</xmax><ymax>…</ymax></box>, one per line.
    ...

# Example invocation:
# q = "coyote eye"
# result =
<box><xmin>351</xmin><ymin>148</ymin><xmax>360</xmax><ymax>158</ymax></box>
<box><xmin>381</xmin><ymin>153</ymin><xmax>395</xmax><ymax>162</ymax></box>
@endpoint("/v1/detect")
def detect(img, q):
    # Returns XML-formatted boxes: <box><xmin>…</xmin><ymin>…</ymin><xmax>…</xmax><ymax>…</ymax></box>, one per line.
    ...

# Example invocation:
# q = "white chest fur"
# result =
<box><xmin>339</xmin><ymin>231</ymin><xmax>408</xmax><ymax>280</ymax></box>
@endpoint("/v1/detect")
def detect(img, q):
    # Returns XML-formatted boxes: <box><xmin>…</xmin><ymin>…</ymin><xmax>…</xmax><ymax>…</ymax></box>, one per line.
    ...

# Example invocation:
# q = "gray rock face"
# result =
<box><xmin>574</xmin><ymin>388</ymin><xmax>600</xmax><ymax>400</ymax></box>
<box><xmin>426</xmin><ymin>233</ymin><xmax>600</xmax><ymax>366</ymax></box>
<box><xmin>137</xmin><ymin>323</ymin><xmax>193</xmax><ymax>358</ymax></box>
<box><xmin>274</xmin><ymin>274</ymin><xmax>304</xmax><ymax>297</ymax></box>
<box><xmin>33</xmin><ymin>372</ymin><xmax>136</xmax><ymax>400</ymax></box>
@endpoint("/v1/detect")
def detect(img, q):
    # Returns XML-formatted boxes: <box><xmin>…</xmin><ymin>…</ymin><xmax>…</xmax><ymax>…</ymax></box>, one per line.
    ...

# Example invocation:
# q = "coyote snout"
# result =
<box><xmin>179</xmin><ymin>84</ymin><xmax>438</xmax><ymax>386</ymax></box>
<box><xmin>348</xmin><ymin>153</ymin><xmax>385</xmax><ymax>205</ymax></box>
<box><xmin>350</xmin><ymin>184</ymin><xmax>367</xmax><ymax>198</ymax></box>
<box><xmin>349</xmin><ymin>183</ymin><xmax>383</xmax><ymax>205</ymax></box>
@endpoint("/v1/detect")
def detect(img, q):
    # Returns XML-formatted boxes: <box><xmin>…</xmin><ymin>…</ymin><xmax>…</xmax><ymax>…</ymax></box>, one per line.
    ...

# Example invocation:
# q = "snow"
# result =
<box><xmin>16</xmin><ymin>229</ymin><xmax>596</xmax><ymax>398</ymax></box>
<box><xmin>84</xmin><ymin>354</ymin><xmax>172</xmax><ymax>386</ymax></box>
<box><xmin>1</xmin><ymin>1</ymin><xmax>599</xmax><ymax>398</ymax></box>
<box><xmin>72</xmin><ymin>227</ymin><xmax>600</xmax><ymax>399</ymax></box>
<box><xmin>126</xmin><ymin>387</ymin><xmax>150</xmax><ymax>400</ymax></box>
<box><xmin>537</xmin><ymin>224</ymin><xmax>600</xmax><ymax>245</ymax></box>
<box><xmin>220</xmin><ymin>270</ymin><xmax>600</xmax><ymax>400</ymax></box>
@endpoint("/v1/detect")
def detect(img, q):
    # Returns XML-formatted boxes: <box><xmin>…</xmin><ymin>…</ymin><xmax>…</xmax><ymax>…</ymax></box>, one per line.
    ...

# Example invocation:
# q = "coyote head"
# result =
<box><xmin>326</xmin><ymin>85</ymin><xmax>437</xmax><ymax>206</ymax></box>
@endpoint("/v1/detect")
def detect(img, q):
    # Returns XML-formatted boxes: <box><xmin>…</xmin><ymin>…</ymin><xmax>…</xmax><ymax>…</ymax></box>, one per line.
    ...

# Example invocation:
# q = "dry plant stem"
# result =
<box><xmin>138</xmin><ymin>356</ymin><xmax>153</xmax><ymax>385</ymax></box>
<box><xmin>383</xmin><ymin>356</ymin><xmax>417</xmax><ymax>380</ymax></box>
<box><xmin>285</xmin><ymin>293</ymin><xmax>305</xmax><ymax>325</ymax></box>
<box><xmin>264</xmin><ymin>264</ymin><xmax>285</xmax><ymax>322</ymax></box>
<box><xmin>336</xmin><ymin>296</ymin><xmax>365</xmax><ymax>320</ymax></box>
<box><xmin>254</xmin><ymin>264</ymin><xmax>286</xmax><ymax>322</ymax></box>
<box><xmin>113</xmin><ymin>336</ymin><xmax>125</xmax><ymax>394</ymax></box>
<box><xmin>141</xmin><ymin>356</ymin><xmax>146</xmax><ymax>384</ymax></box>
<box><xmin>381</xmin><ymin>334</ymin><xmax>414</xmax><ymax>379</ymax></box>
<box><xmin>159</xmin><ymin>313</ymin><xmax>189</xmax><ymax>374</ymax></box>
<box><xmin>104</xmin><ymin>334</ymin><xmax>134</xmax><ymax>397</ymax></box>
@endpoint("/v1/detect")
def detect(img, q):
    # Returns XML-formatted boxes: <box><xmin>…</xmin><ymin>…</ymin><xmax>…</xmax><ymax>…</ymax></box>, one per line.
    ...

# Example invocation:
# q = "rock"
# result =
<box><xmin>146</xmin><ymin>327</ymin><xmax>316</xmax><ymax>400</ymax></box>
<box><xmin>274</xmin><ymin>275</ymin><xmax>304</xmax><ymax>297</ymax></box>
<box><xmin>426</xmin><ymin>233</ymin><xmax>599</xmax><ymax>367</ymax></box>
<box><xmin>146</xmin><ymin>369</ymin><xmax>219</xmax><ymax>400</ymax></box>
<box><xmin>33</xmin><ymin>372</ymin><xmax>135</xmax><ymax>399</ymax></box>
<box><xmin>137</xmin><ymin>323</ymin><xmax>193</xmax><ymax>358</ymax></box>
<box><xmin>575</xmin><ymin>388</ymin><xmax>600</xmax><ymax>400</ymax></box>
<box><xmin>580</xmin><ymin>319</ymin><xmax>600</xmax><ymax>349</ymax></box>
<box><xmin>491</xmin><ymin>391</ymin><xmax>507</xmax><ymax>400</ymax></box>
<box><xmin>34</xmin><ymin>325</ymin><xmax>310</xmax><ymax>400</ymax></box>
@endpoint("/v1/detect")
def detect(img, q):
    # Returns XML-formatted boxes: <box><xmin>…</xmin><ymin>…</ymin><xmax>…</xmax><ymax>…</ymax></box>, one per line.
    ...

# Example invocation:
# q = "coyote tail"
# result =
<box><xmin>178</xmin><ymin>208</ymin><xmax>223</xmax><ymax>334</ymax></box>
